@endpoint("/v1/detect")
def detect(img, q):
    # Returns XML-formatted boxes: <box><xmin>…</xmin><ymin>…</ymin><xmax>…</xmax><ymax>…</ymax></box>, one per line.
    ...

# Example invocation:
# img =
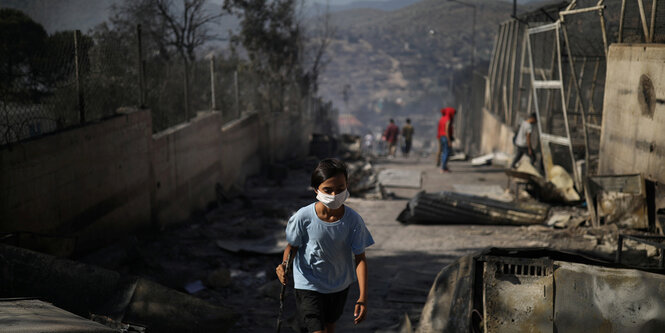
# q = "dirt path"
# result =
<box><xmin>84</xmin><ymin>156</ymin><xmax>595</xmax><ymax>332</ymax></box>
<box><xmin>331</xmin><ymin>156</ymin><xmax>561</xmax><ymax>332</ymax></box>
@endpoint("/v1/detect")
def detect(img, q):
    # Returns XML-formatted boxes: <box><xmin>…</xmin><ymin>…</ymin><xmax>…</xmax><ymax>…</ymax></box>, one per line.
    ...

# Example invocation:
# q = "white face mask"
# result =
<box><xmin>316</xmin><ymin>189</ymin><xmax>349</xmax><ymax>209</ymax></box>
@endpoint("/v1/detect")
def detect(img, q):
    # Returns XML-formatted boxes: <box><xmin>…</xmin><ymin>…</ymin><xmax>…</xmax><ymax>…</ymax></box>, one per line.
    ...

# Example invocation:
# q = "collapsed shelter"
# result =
<box><xmin>455</xmin><ymin>0</ymin><xmax>665</xmax><ymax>233</ymax></box>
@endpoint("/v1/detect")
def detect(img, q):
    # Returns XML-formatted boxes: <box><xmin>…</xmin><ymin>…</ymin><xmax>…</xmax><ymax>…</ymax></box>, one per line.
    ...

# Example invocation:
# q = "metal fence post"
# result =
<box><xmin>210</xmin><ymin>55</ymin><xmax>216</xmax><ymax>111</ymax></box>
<box><xmin>136</xmin><ymin>24</ymin><xmax>146</xmax><ymax>108</ymax></box>
<box><xmin>74</xmin><ymin>30</ymin><xmax>85</xmax><ymax>124</ymax></box>
<box><xmin>234</xmin><ymin>70</ymin><xmax>239</xmax><ymax>118</ymax></box>
<box><xmin>184</xmin><ymin>59</ymin><xmax>190</xmax><ymax>121</ymax></box>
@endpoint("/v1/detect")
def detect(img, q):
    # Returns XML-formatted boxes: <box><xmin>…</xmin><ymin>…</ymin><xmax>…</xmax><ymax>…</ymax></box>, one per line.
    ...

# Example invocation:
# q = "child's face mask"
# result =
<box><xmin>316</xmin><ymin>189</ymin><xmax>349</xmax><ymax>210</ymax></box>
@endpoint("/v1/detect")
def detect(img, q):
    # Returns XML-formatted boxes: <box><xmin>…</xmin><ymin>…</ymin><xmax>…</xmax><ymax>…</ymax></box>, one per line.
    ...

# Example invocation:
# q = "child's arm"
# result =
<box><xmin>354</xmin><ymin>252</ymin><xmax>368</xmax><ymax>324</ymax></box>
<box><xmin>276</xmin><ymin>244</ymin><xmax>296</xmax><ymax>285</ymax></box>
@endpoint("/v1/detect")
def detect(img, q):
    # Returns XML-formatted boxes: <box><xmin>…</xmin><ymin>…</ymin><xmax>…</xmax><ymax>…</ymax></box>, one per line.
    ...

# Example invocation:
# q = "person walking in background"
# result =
<box><xmin>511</xmin><ymin>113</ymin><xmax>537</xmax><ymax>169</ymax></box>
<box><xmin>437</xmin><ymin>107</ymin><xmax>455</xmax><ymax>172</ymax></box>
<box><xmin>383</xmin><ymin>119</ymin><xmax>399</xmax><ymax>158</ymax></box>
<box><xmin>401</xmin><ymin>118</ymin><xmax>414</xmax><ymax>158</ymax></box>
<box><xmin>362</xmin><ymin>132</ymin><xmax>373</xmax><ymax>156</ymax></box>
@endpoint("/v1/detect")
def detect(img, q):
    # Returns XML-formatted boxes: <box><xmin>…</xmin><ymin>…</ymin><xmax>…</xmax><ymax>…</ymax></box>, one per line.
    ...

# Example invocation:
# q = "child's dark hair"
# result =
<box><xmin>311</xmin><ymin>158</ymin><xmax>348</xmax><ymax>189</ymax></box>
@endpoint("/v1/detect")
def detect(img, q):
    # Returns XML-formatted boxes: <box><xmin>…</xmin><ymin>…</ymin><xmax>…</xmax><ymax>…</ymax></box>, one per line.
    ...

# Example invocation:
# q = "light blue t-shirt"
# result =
<box><xmin>286</xmin><ymin>202</ymin><xmax>375</xmax><ymax>294</ymax></box>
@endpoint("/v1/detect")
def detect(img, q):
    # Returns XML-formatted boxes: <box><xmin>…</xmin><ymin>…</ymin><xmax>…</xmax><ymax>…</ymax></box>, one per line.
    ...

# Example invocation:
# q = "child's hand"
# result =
<box><xmin>275</xmin><ymin>263</ymin><xmax>287</xmax><ymax>285</ymax></box>
<box><xmin>354</xmin><ymin>301</ymin><xmax>367</xmax><ymax>324</ymax></box>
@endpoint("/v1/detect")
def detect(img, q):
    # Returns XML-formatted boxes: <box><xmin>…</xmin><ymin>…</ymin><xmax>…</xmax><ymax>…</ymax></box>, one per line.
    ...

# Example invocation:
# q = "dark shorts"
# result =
<box><xmin>295</xmin><ymin>287</ymin><xmax>349</xmax><ymax>332</ymax></box>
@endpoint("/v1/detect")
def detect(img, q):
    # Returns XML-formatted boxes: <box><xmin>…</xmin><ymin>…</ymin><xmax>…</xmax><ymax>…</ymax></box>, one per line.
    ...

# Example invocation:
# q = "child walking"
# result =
<box><xmin>276</xmin><ymin>158</ymin><xmax>375</xmax><ymax>333</ymax></box>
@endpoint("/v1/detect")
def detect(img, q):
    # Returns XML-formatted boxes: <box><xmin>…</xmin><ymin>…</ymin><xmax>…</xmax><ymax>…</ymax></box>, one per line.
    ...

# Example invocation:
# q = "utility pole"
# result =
<box><xmin>234</xmin><ymin>70</ymin><xmax>239</xmax><ymax>118</ymax></box>
<box><xmin>74</xmin><ymin>30</ymin><xmax>85</xmax><ymax>124</ymax></box>
<box><xmin>136</xmin><ymin>24</ymin><xmax>146</xmax><ymax>108</ymax></box>
<box><xmin>210</xmin><ymin>55</ymin><xmax>216</xmax><ymax>111</ymax></box>
<box><xmin>513</xmin><ymin>0</ymin><xmax>517</xmax><ymax>18</ymax></box>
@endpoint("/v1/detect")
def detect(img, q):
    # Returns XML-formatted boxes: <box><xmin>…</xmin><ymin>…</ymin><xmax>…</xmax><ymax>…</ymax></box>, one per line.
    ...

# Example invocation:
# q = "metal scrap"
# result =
<box><xmin>0</xmin><ymin>299</ymin><xmax>117</xmax><ymax>333</ymax></box>
<box><xmin>505</xmin><ymin>165</ymin><xmax>582</xmax><ymax>204</ymax></box>
<box><xmin>346</xmin><ymin>160</ymin><xmax>385</xmax><ymax>199</ymax></box>
<box><xmin>397</xmin><ymin>191</ymin><xmax>549</xmax><ymax>226</ymax></box>
<box><xmin>0</xmin><ymin>244</ymin><xmax>236</xmax><ymax>332</ymax></box>
<box><xmin>412</xmin><ymin>248</ymin><xmax>665</xmax><ymax>333</ymax></box>
<box><xmin>588</xmin><ymin>174</ymin><xmax>648</xmax><ymax>229</ymax></box>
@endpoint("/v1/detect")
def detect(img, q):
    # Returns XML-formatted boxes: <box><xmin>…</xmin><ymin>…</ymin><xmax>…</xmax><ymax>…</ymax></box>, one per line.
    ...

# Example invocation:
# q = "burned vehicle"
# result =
<box><xmin>413</xmin><ymin>248</ymin><xmax>665</xmax><ymax>333</ymax></box>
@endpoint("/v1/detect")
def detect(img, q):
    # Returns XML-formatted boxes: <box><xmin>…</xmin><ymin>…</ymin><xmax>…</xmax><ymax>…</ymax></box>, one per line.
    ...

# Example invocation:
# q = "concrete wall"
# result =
<box><xmin>479</xmin><ymin>107</ymin><xmax>516</xmax><ymax>155</ymax></box>
<box><xmin>0</xmin><ymin>109</ymin><xmax>153</xmax><ymax>252</ymax></box>
<box><xmin>219</xmin><ymin>113</ymin><xmax>261</xmax><ymax>190</ymax></box>
<box><xmin>1</xmin><ymin>107</ymin><xmax>312</xmax><ymax>254</ymax></box>
<box><xmin>152</xmin><ymin>112</ymin><xmax>225</xmax><ymax>228</ymax></box>
<box><xmin>599</xmin><ymin>44</ymin><xmax>665</xmax><ymax>184</ymax></box>
<box><xmin>256</xmin><ymin>111</ymin><xmax>313</xmax><ymax>166</ymax></box>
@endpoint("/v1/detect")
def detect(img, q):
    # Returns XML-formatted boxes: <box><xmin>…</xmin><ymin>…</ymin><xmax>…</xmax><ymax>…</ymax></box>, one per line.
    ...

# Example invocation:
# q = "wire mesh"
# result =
<box><xmin>528</xmin><ymin>28</ymin><xmax>560</xmax><ymax>82</ymax></box>
<box><xmin>622</xmin><ymin>0</ymin><xmax>648</xmax><ymax>42</ymax></box>
<box><xmin>211</xmin><ymin>60</ymin><xmax>258</xmax><ymax>123</ymax></box>
<box><xmin>560</xmin><ymin>2</ymin><xmax>617</xmax><ymax>174</ymax></box>
<box><xmin>1</xmin><ymin>29</ymin><xmax>140</xmax><ymax>145</ymax></box>
<box><xmin>480</xmin><ymin>1</ymin><xmax>619</xmax><ymax>175</ymax></box>
<box><xmin>621</xmin><ymin>0</ymin><xmax>665</xmax><ymax>42</ymax></box>
<box><xmin>453</xmin><ymin>69</ymin><xmax>486</xmax><ymax>157</ymax></box>
<box><xmin>1</xmin><ymin>31</ymin><xmax>77</xmax><ymax>145</ymax></box>
<box><xmin>85</xmin><ymin>29</ymin><xmax>140</xmax><ymax>122</ymax></box>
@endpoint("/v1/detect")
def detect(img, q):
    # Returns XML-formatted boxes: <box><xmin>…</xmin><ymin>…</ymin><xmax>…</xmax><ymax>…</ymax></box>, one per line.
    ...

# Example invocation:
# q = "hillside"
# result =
<box><xmin>311</xmin><ymin>0</ymin><xmax>421</xmax><ymax>12</ymax></box>
<box><xmin>318</xmin><ymin>0</ymin><xmax>518</xmax><ymax>135</ymax></box>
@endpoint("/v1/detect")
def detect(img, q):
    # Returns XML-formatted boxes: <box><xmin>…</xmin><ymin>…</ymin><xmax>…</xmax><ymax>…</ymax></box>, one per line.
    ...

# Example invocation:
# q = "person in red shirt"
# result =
<box><xmin>383</xmin><ymin>119</ymin><xmax>400</xmax><ymax>158</ymax></box>
<box><xmin>436</xmin><ymin>107</ymin><xmax>456</xmax><ymax>172</ymax></box>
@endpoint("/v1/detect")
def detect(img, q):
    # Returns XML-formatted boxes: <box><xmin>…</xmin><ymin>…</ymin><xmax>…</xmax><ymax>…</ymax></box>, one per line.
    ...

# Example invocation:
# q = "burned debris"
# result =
<box><xmin>0</xmin><ymin>244</ymin><xmax>236</xmax><ymax>332</ymax></box>
<box><xmin>412</xmin><ymin>248</ymin><xmax>665</xmax><ymax>333</ymax></box>
<box><xmin>397</xmin><ymin>191</ymin><xmax>549</xmax><ymax>226</ymax></box>
<box><xmin>3</xmin><ymin>0</ymin><xmax>665</xmax><ymax>331</ymax></box>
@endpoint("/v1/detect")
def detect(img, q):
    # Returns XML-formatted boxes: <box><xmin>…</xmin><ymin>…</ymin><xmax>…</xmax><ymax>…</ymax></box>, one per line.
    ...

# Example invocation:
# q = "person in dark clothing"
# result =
<box><xmin>401</xmin><ymin>118</ymin><xmax>414</xmax><ymax>157</ymax></box>
<box><xmin>383</xmin><ymin>119</ymin><xmax>399</xmax><ymax>158</ymax></box>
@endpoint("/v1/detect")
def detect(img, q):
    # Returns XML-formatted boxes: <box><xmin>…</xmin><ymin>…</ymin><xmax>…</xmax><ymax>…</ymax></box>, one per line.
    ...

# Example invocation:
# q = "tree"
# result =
<box><xmin>222</xmin><ymin>0</ymin><xmax>333</xmax><ymax>114</ymax></box>
<box><xmin>0</xmin><ymin>8</ymin><xmax>47</xmax><ymax>102</ymax></box>
<box><xmin>223</xmin><ymin>0</ymin><xmax>300</xmax><ymax>113</ymax></box>
<box><xmin>111</xmin><ymin>0</ymin><xmax>223</xmax><ymax>63</ymax></box>
<box><xmin>110</xmin><ymin>0</ymin><xmax>224</xmax><ymax>118</ymax></box>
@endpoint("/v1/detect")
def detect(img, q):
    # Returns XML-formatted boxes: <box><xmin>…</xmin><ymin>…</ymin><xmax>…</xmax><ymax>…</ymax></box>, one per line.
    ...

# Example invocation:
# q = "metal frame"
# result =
<box><xmin>616</xmin><ymin>234</ymin><xmax>665</xmax><ymax>268</ymax></box>
<box><xmin>619</xmin><ymin>0</ymin><xmax>660</xmax><ymax>43</ymax></box>
<box><xmin>526</xmin><ymin>21</ymin><xmax>580</xmax><ymax>189</ymax></box>
<box><xmin>558</xmin><ymin>0</ymin><xmax>609</xmax><ymax>223</ymax></box>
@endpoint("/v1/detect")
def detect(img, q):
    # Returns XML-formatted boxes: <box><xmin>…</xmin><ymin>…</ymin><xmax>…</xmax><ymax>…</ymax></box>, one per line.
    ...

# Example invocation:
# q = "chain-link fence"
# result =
<box><xmin>0</xmin><ymin>23</ymin><xmax>259</xmax><ymax>145</ymax></box>
<box><xmin>453</xmin><ymin>66</ymin><xmax>486</xmax><ymax>157</ymax></box>
<box><xmin>1</xmin><ymin>29</ymin><xmax>131</xmax><ymax>145</ymax></box>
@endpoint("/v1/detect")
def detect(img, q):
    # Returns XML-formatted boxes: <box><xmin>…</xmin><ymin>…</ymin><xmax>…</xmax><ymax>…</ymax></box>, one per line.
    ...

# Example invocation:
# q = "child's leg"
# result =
<box><xmin>322</xmin><ymin>287</ymin><xmax>349</xmax><ymax>331</ymax></box>
<box><xmin>295</xmin><ymin>289</ymin><xmax>326</xmax><ymax>333</ymax></box>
